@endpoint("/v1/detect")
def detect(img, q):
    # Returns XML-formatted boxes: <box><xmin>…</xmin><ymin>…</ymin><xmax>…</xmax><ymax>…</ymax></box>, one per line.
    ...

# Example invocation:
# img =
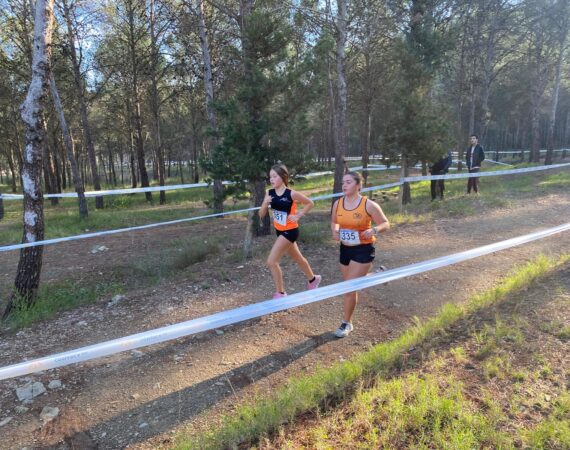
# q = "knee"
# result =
<box><xmin>344</xmin><ymin>291</ymin><xmax>357</xmax><ymax>302</ymax></box>
<box><xmin>266</xmin><ymin>258</ymin><xmax>279</xmax><ymax>269</ymax></box>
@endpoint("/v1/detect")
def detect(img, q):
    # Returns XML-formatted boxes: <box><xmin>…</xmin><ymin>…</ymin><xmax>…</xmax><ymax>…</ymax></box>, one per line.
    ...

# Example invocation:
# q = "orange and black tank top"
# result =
<box><xmin>335</xmin><ymin>196</ymin><xmax>375</xmax><ymax>245</ymax></box>
<box><xmin>269</xmin><ymin>188</ymin><xmax>298</xmax><ymax>231</ymax></box>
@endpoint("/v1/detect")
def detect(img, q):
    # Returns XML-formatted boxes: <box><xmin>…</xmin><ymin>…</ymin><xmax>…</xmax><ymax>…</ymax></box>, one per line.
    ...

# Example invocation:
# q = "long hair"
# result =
<box><xmin>271</xmin><ymin>164</ymin><xmax>289</xmax><ymax>186</ymax></box>
<box><xmin>344</xmin><ymin>171</ymin><xmax>363</xmax><ymax>191</ymax></box>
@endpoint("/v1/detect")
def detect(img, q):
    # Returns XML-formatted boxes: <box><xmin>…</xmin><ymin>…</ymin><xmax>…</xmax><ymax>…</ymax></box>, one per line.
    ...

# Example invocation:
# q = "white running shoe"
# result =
<box><xmin>334</xmin><ymin>321</ymin><xmax>354</xmax><ymax>338</ymax></box>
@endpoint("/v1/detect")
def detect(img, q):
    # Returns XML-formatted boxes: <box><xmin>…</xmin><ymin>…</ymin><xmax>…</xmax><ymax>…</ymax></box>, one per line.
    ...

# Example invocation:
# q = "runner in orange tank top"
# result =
<box><xmin>330</xmin><ymin>171</ymin><xmax>390</xmax><ymax>338</ymax></box>
<box><xmin>259</xmin><ymin>164</ymin><xmax>322</xmax><ymax>299</ymax></box>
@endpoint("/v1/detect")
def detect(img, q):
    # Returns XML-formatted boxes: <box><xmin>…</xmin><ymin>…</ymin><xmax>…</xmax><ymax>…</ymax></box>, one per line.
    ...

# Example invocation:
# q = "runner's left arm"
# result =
<box><xmin>361</xmin><ymin>200</ymin><xmax>390</xmax><ymax>240</ymax></box>
<box><xmin>289</xmin><ymin>190</ymin><xmax>314</xmax><ymax>222</ymax></box>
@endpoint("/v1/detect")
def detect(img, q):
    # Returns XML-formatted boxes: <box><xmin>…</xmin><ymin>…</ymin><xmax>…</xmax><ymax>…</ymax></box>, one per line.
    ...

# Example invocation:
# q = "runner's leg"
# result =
<box><xmin>267</xmin><ymin>236</ymin><xmax>293</xmax><ymax>293</ymax></box>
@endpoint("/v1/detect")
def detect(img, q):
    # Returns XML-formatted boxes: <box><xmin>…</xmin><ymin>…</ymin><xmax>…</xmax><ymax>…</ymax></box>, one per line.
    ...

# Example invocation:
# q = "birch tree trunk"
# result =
<box><xmin>49</xmin><ymin>73</ymin><xmax>88</xmax><ymax>217</ymax></box>
<box><xmin>3</xmin><ymin>0</ymin><xmax>55</xmax><ymax>319</ymax></box>
<box><xmin>62</xmin><ymin>0</ymin><xmax>103</xmax><ymax>209</ymax></box>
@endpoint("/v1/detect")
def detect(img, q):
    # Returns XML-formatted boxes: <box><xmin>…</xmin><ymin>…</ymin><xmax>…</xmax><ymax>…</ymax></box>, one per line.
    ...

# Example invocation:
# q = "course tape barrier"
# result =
<box><xmin>0</xmin><ymin>182</ymin><xmax>401</xmax><ymax>253</ymax></box>
<box><xmin>402</xmin><ymin>162</ymin><xmax>570</xmax><ymax>183</ymax></box>
<box><xmin>484</xmin><ymin>159</ymin><xmax>513</xmax><ymax>166</ymax></box>
<box><xmin>1</xmin><ymin>163</ymin><xmax>568</xmax><ymax>253</ymax></box>
<box><xmin>0</xmin><ymin>221</ymin><xmax>568</xmax><ymax>381</ymax></box>
<box><xmin>0</xmin><ymin>181</ymin><xmax>235</xmax><ymax>201</ymax></box>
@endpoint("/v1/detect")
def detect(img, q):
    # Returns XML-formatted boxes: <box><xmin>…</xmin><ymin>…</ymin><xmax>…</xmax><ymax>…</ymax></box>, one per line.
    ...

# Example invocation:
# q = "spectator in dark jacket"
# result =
<box><xmin>429</xmin><ymin>150</ymin><xmax>452</xmax><ymax>200</ymax></box>
<box><xmin>465</xmin><ymin>135</ymin><xmax>485</xmax><ymax>194</ymax></box>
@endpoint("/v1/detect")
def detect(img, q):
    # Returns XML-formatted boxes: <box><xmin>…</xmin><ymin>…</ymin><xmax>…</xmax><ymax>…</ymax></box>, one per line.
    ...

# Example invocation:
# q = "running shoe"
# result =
<box><xmin>306</xmin><ymin>274</ymin><xmax>322</xmax><ymax>290</ymax></box>
<box><xmin>334</xmin><ymin>321</ymin><xmax>354</xmax><ymax>338</ymax></box>
<box><xmin>272</xmin><ymin>292</ymin><xmax>287</xmax><ymax>299</ymax></box>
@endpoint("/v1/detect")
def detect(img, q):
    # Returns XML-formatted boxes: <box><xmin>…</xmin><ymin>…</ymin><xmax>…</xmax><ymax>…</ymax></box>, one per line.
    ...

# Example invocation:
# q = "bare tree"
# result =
<box><xmin>124</xmin><ymin>0</ymin><xmax>152</xmax><ymax>201</ymax></box>
<box><xmin>3</xmin><ymin>0</ymin><xmax>55</xmax><ymax>319</ymax></box>
<box><xmin>60</xmin><ymin>0</ymin><xmax>104</xmax><ymax>208</ymax></box>
<box><xmin>49</xmin><ymin>72</ymin><xmax>88</xmax><ymax>217</ymax></box>
<box><xmin>193</xmin><ymin>0</ymin><xmax>224</xmax><ymax>212</ymax></box>
<box><xmin>545</xmin><ymin>0</ymin><xmax>569</xmax><ymax>165</ymax></box>
<box><xmin>148</xmin><ymin>0</ymin><xmax>167</xmax><ymax>204</ymax></box>
<box><xmin>0</xmin><ymin>190</ymin><xmax>4</xmax><ymax>221</ymax></box>
<box><xmin>332</xmin><ymin>0</ymin><xmax>348</xmax><ymax>196</ymax></box>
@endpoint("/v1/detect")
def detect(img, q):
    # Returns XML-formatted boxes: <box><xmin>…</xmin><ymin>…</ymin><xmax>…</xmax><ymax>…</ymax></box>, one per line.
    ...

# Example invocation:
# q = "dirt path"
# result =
<box><xmin>0</xmin><ymin>189</ymin><xmax>569</xmax><ymax>450</ymax></box>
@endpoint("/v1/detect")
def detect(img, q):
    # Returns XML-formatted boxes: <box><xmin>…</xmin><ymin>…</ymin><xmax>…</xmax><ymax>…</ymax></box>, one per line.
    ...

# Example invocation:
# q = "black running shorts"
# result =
<box><xmin>339</xmin><ymin>243</ymin><xmax>375</xmax><ymax>266</ymax></box>
<box><xmin>276</xmin><ymin>228</ymin><xmax>299</xmax><ymax>243</ymax></box>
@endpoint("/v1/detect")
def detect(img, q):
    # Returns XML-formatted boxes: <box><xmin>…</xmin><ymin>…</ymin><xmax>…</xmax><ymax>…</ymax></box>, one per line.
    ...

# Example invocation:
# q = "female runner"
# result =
<box><xmin>331</xmin><ymin>171</ymin><xmax>390</xmax><ymax>337</ymax></box>
<box><xmin>259</xmin><ymin>164</ymin><xmax>322</xmax><ymax>298</ymax></box>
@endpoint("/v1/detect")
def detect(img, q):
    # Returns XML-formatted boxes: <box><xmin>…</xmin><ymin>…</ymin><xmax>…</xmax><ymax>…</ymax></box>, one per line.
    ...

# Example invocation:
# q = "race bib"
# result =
<box><xmin>273</xmin><ymin>209</ymin><xmax>288</xmax><ymax>226</ymax></box>
<box><xmin>339</xmin><ymin>229</ymin><xmax>360</xmax><ymax>245</ymax></box>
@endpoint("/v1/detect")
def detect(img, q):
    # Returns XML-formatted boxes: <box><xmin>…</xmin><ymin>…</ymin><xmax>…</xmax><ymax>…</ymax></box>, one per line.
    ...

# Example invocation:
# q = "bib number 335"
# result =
<box><xmin>340</xmin><ymin>229</ymin><xmax>360</xmax><ymax>245</ymax></box>
<box><xmin>273</xmin><ymin>210</ymin><xmax>288</xmax><ymax>226</ymax></box>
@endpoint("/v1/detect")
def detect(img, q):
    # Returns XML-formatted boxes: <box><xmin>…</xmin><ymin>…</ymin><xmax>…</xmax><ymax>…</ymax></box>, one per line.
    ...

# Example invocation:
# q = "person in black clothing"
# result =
<box><xmin>465</xmin><ymin>135</ymin><xmax>485</xmax><ymax>194</ymax></box>
<box><xmin>429</xmin><ymin>150</ymin><xmax>452</xmax><ymax>200</ymax></box>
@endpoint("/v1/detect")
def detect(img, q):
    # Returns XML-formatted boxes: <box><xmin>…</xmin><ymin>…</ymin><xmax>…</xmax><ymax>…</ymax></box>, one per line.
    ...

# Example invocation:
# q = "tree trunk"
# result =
<box><xmin>149</xmin><ymin>0</ymin><xmax>166</xmax><ymax>204</ymax></box>
<box><xmin>399</xmin><ymin>154</ymin><xmax>411</xmax><ymax>211</ymax></box>
<box><xmin>178</xmin><ymin>157</ymin><xmax>185</xmax><ymax>183</ymax></box>
<box><xmin>126</xmin><ymin>0</ymin><xmax>151</xmax><ymax>202</ymax></box>
<box><xmin>196</xmin><ymin>0</ymin><xmax>224</xmax><ymax>213</ymax></box>
<box><xmin>362</xmin><ymin>97</ymin><xmax>371</xmax><ymax>187</ymax></box>
<box><xmin>7</xmin><ymin>149</ymin><xmax>18</xmax><ymax>193</ymax></box>
<box><xmin>255</xmin><ymin>179</ymin><xmax>270</xmax><ymax>235</ymax></box>
<box><xmin>0</xmin><ymin>190</ymin><xmax>4</xmax><ymax>221</ymax></box>
<box><xmin>51</xmin><ymin>131</ymin><xmax>62</xmax><ymax>193</ymax></box>
<box><xmin>41</xmin><ymin>119</ymin><xmax>59</xmax><ymax>206</ymax></box>
<box><xmin>62</xmin><ymin>0</ymin><xmax>103</xmax><ymax>209</ymax></box>
<box><xmin>49</xmin><ymin>73</ymin><xmax>88</xmax><ymax>218</ymax></box>
<box><xmin>545</xmin><ymin>22</ymin><xmax>567</xmax><ymax>165</ymax></box>
<box><xmin>4</xmin><ymin>0</ymin><xmax>55</xmax><ymax>319</ymax></box>
<box><xmin>59</xmin><ymin>133</ymin><xmax>67</xmax><ymax>190</ymax></box>
<box><xmin>108</xmin><ymin>142</ymin><xmax>117</xmax><ymax>185</ymax></box>
<box><xmin>332</xmin><ymin>0</ymin><xmax>348</xmax><ymax>197</ymax></box>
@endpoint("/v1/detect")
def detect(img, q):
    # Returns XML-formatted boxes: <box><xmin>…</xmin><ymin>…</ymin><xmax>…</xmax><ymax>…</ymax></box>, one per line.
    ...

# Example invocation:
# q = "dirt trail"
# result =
<box><xmin>0</xmin><ymin>190</ymin><xmax>569</xmax><ymax>450</ymax></box>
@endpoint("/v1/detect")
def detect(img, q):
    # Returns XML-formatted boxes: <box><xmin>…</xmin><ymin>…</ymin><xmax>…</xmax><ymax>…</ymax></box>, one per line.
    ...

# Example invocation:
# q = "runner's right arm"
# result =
<box><xmin>259</xmin><ymin>191</ymin><xmax>272</xmax><ymax>218</ymax></box>
<box><xmin>331</xmin><ymin>199</ymin><xmax>340</xmax><ymax>241</ymax></box>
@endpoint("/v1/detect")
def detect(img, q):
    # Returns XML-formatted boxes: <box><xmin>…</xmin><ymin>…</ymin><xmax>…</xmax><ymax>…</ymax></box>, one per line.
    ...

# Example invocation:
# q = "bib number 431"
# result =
<box><xmin>340</xmin><ymin>229</ymin><xmax>360</xmax><ymax>245</ymax></box>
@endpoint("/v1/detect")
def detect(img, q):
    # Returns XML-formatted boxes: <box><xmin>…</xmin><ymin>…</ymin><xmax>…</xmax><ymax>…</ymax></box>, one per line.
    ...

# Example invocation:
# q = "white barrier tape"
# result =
<box><xmin>1</xmin><ymin>181</ymin><xmax>235</xmax><ymax>201</ymax></box>
<box><xmin>0</xmin><ymin>182</ymin><xmax>401</xmax><ymax>253</ymax></box>
<box><xmin>309</xmin><ymin>182</ymin><xmax>401</xmax><ymax>202</ymax></box>
<box><xmin>0</xmin><ymin>206</ymin><xmax>259</xmax><ymax>252</ymax></box>
<box><xmin>484</xmin><ymin>159</ymin><xmax>513</xmax><ymax>166</ymax></box>
<box><xmin>352</xmin><ymin>166</ymin><xmax>400</xmax><ymax>172</ymax></box>
<box><xmin>452</xmin><ymin>149</ymin><xmax>569</xmax><ymax>156</ymax></box>
<box><xmin>3</xmin><ymin>162</ymin><xmax>568</xmax><ymax>252</ymax></box>
<box><xmin>402</xmin><ymin>163</ymin><xmax>570</xmax><ymax>182</ymax></box>
<box><xmin>1</xmin><ymin>165</ymin><xmax>392</xmax><ymax>199</ymax></box>
<box><xmin>1</xmin><ymin>222</ymin><xmax>568</xmax><ymax>381</ymax></box>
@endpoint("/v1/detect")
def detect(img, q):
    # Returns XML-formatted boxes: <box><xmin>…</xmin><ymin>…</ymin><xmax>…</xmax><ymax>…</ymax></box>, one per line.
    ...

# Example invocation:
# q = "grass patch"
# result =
<box><xmin>298</xmin><ymin>221</ymin><xmax>333</xmax><ymax>245</ymax></box>
<box><xmin>294</xmin><ymin>374</ymin><xmax>511</xmax><ymax>449</ymax></box>
<box><xmin>174</xmin><ymin>253</ymin><xmax>568</xmax><ymax>450</ymax></box>
<box><xmin>5</xmin><ymin>280</ymin><xmax>122</xmax><ymax>329</ymax></box>
<box><xmin>3</xmin><ymin>238</ymin><xmax>221</xmax><ymax>329</ymax></box>
<box><xmin>539</xmin><ymin>319</ymin><xmax>570</xmax><ymax>341</ymax></box>
<box><xmin>523</xmin><ymin>392</ymin><xmax>570</xmax><ymax>449</ymax></box>
<box><xmin>171</xmin><ymin>238</ymin><xmax>221</xmax><ymax>270</ymax></box>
